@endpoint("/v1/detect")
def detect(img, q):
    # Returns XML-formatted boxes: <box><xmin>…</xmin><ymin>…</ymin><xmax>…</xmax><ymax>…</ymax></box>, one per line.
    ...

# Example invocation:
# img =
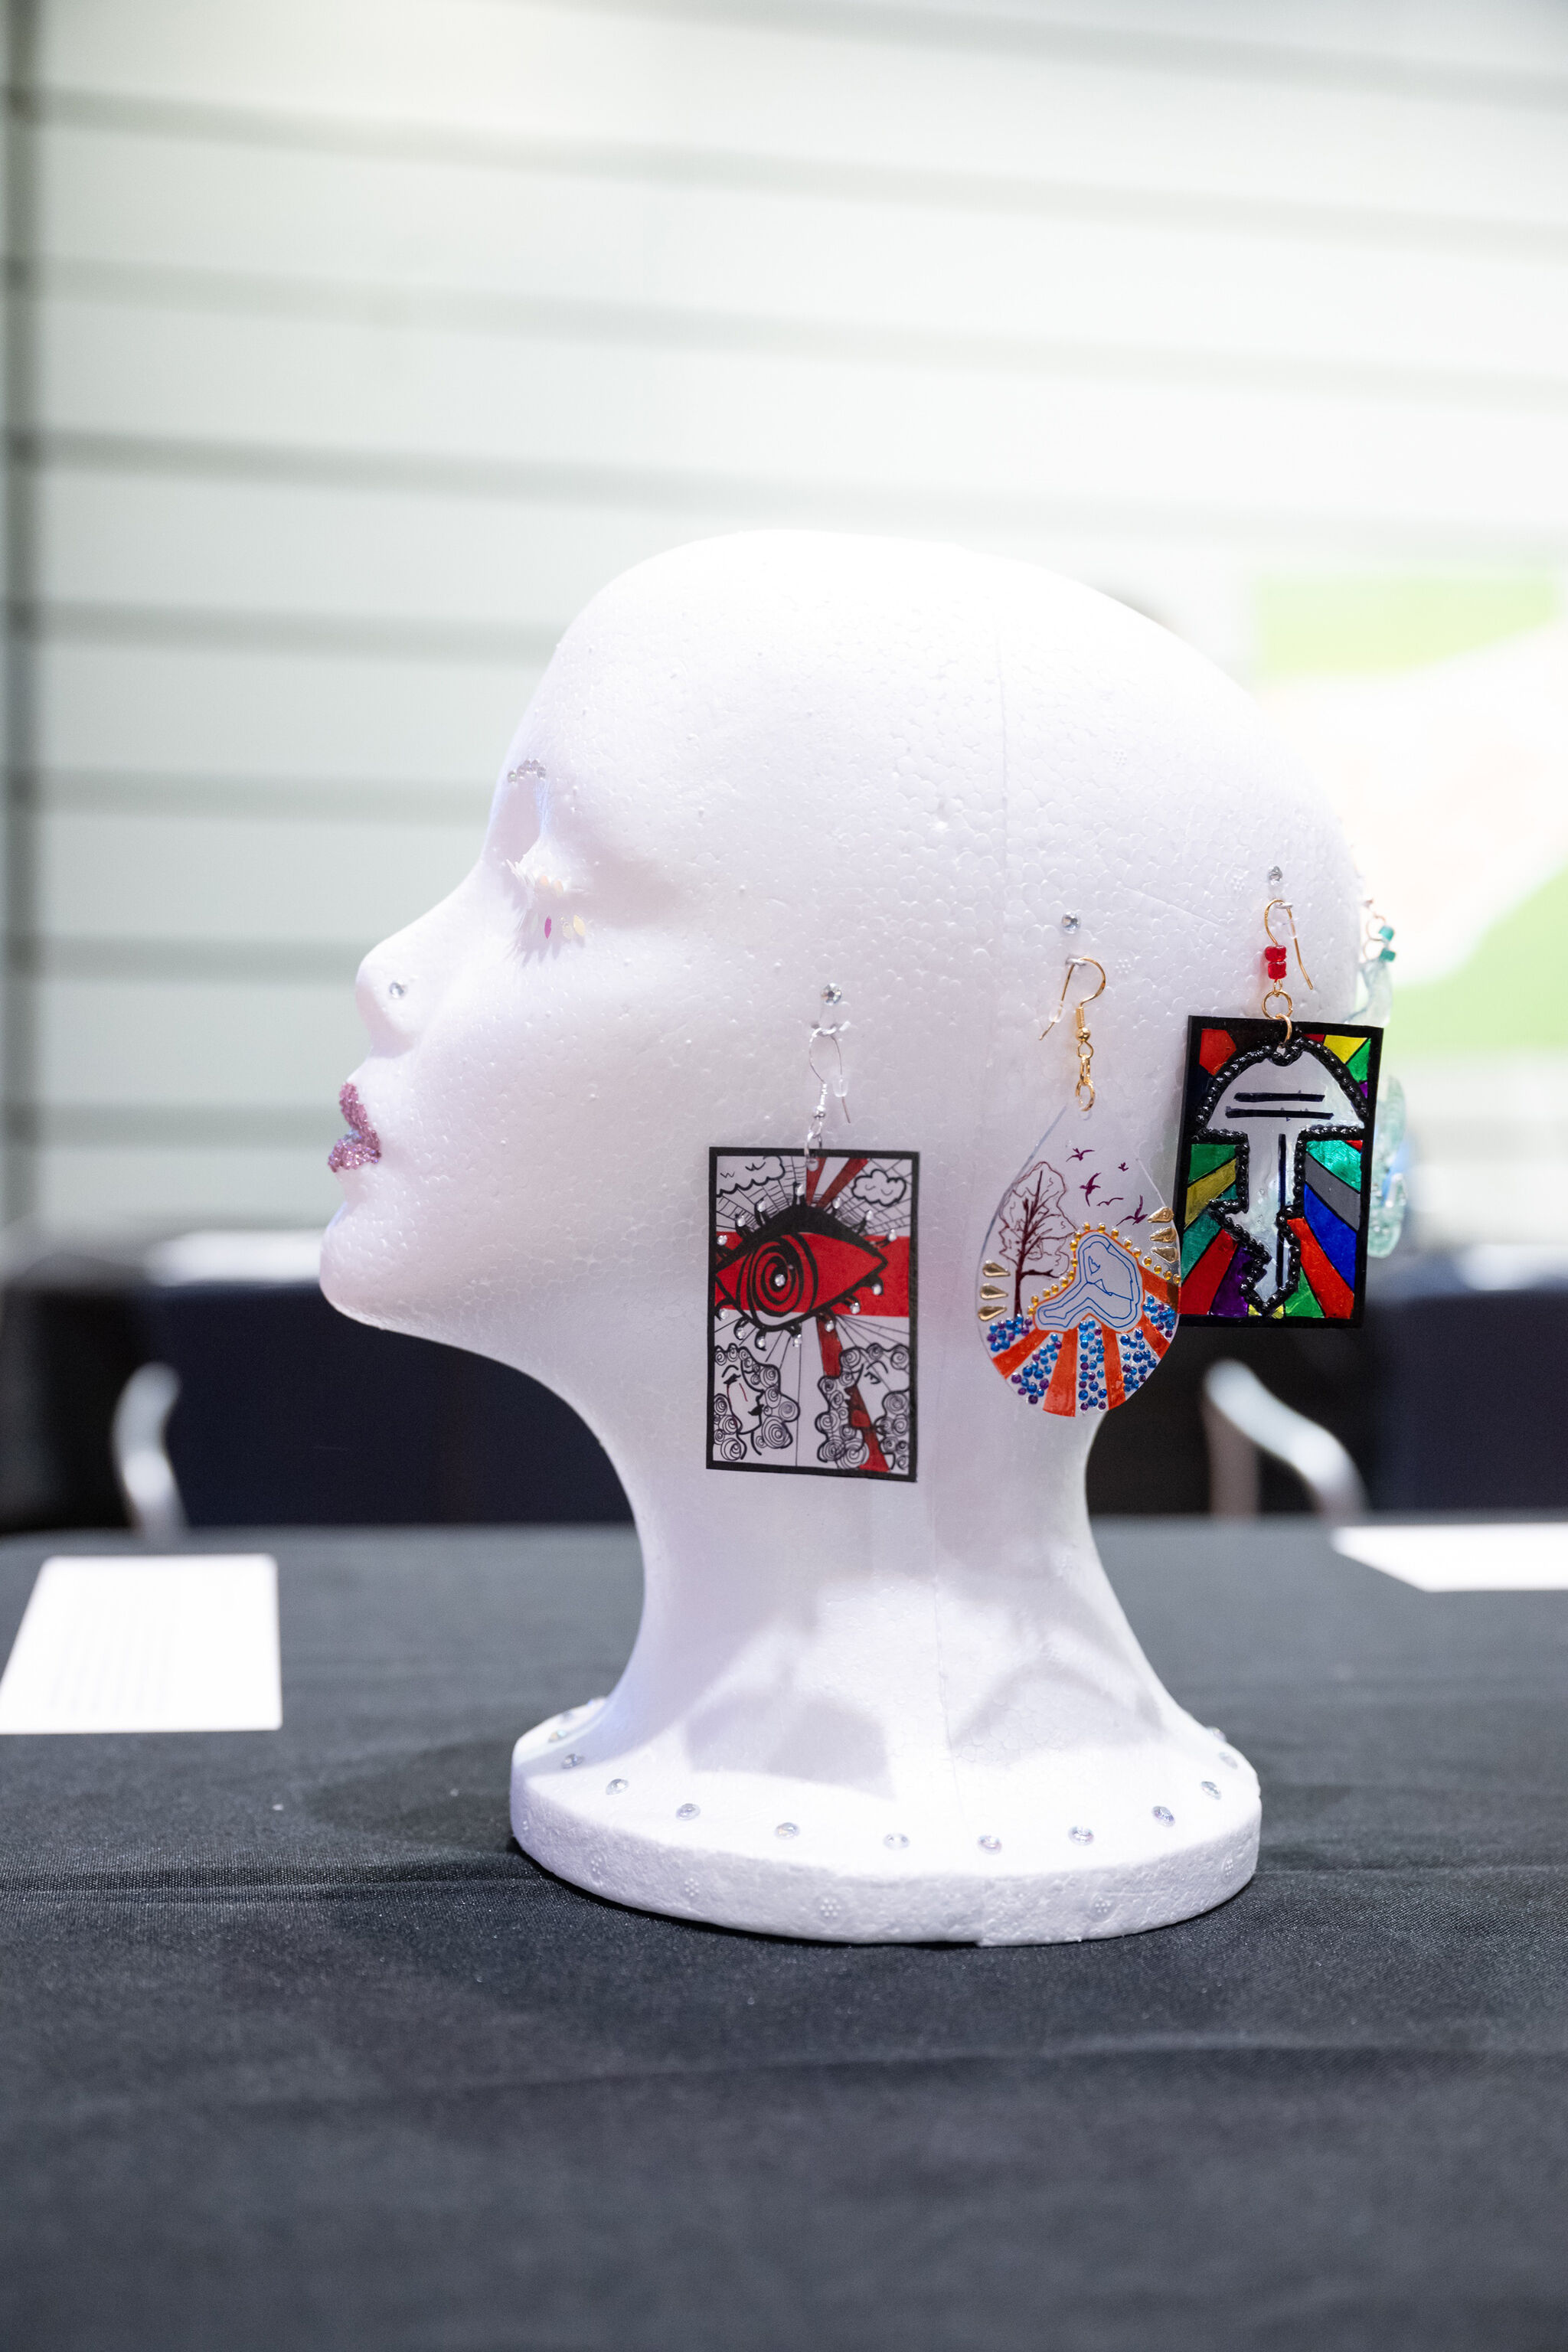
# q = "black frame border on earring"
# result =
<box><xmin>1172</xmin><ymin>1015</ymin><xmax>1383</xmax><ymax>1328</ymax></box>
<box><xmin>705</xmin><ymin>1144</ymin><xmax>920</xmax><ymax>1481</ymax></box>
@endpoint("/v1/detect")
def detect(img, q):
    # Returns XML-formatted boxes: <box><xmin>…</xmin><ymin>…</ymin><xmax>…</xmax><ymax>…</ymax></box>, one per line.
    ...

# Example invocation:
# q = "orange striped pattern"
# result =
<box><xmin>1043</xmin><ymin>1328</ymin><xmax>1079</xmax><ymax>1416</ymax></box>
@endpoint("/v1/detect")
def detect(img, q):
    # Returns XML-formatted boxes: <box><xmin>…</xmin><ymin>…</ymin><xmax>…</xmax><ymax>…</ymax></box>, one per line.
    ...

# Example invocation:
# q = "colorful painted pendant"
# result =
<box><xmin>1174</xmin><ymin>1017</ymin><xmax>1383</xmax><ymax>1325</ymax></box>
<box><xmin>708</xmin><ymin>1147</ymin><xmax>917</xmax><ymax>1479</ymax></box>
<box><xmin>975</xmin><ymin>1111</ymin><xmax>1179</xmax><ymax>1417</ymax></box>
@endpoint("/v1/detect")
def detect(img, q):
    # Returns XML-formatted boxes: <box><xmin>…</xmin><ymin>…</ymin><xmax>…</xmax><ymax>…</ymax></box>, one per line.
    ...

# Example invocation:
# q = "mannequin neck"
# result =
<box><xmin>583</xmin><ymin>1389</ymin><xmax>1175</xmax><ymax>1770</ymax></box>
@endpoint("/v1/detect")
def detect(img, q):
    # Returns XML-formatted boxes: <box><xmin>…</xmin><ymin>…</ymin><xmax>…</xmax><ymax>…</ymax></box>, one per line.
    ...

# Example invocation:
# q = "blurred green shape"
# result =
<box><xmin>1390</xmin><ymin>863</ymin><xmax>1568</xmax><ymax>1055</ymax></box>
<box><xmin>1257</xmin><ymin>573</ymin><xmax>1558</xmax><ymax>680</ymax></box>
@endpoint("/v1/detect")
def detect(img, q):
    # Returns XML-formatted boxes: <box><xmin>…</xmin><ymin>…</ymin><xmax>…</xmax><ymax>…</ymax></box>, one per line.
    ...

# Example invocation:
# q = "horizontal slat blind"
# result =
<box><xmin>6</xmin><ymin>0</ymin><xmax>1568</xmax><ymax>1224</ymax></box>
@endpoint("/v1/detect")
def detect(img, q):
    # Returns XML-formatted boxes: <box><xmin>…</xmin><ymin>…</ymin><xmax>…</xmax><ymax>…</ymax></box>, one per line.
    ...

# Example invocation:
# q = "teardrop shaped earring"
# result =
<box><xmin>975</xmin><ymin>954</ymin><xmax>1178</xmax><ymax>1419</ymax></box>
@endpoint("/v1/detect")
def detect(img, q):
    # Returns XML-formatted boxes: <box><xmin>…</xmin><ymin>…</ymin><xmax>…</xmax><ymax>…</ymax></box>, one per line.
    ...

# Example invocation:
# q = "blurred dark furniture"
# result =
<box><xmin>1088</xmin><ymin>1250</ymin><xmax>1568</xmax><ymax>1517</ymax></box>
<box><xmin>0</xmin><ymin>1248</ymin><xmax>629</xmax><ymax>1533</ymax></box>
<box><xmin>0</xmin><ymin>1241</ymin><xmax>1564</xmax><ymax>1530</ymax></box>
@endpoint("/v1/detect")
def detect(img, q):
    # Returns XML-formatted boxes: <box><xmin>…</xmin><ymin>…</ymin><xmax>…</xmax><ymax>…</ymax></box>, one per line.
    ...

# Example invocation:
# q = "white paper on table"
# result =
<box><xmin>0</xmin><ymin>1554</ymin><xmax>282</xmax><ymax>1733</ymax></box>
<box><xmin>1331</xmin><ymin>1524</ymin><xmax>1568</xmax><ymax>1592</ymax></box>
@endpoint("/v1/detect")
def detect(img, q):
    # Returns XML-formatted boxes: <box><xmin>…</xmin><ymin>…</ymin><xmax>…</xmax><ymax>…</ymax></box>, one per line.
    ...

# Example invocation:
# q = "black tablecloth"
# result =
<box><xmin>2</xmin><ymin>1521</ymin><xmax>1566</xmax><ymax>2351</ymax></box>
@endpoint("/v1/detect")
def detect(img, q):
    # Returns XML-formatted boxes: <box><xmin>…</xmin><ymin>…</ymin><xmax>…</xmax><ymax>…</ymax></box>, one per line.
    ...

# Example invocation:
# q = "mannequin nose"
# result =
<box><xmin>355</xmin><ymin>929</ymin><xmax>426</xmax><ymax>1047</ymax></box>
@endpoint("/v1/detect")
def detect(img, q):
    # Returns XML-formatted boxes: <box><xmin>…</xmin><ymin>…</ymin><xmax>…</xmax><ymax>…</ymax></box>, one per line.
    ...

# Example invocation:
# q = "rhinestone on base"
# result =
<box><xmin>978</xmin><ymin>1834</ymin><xmax>1002</xmax><ymax>1853</ymax></box>
<box><xmin>561</xmin><ymin>1754</ymin><xmax>584</xmax><ymax>1769</ymax></box>
<box><xmin>1201</xmin><ymin>1781</ymin><xmax>1221</xmax><ymax>1798</ymax></box>
<box><xmin>1218</xmin><ymin>1751</ymin><xmax>1240</xmax><ymax>1769</ymax></box>
<box><xmin>388</xmin><ymin>981</ymin><xmax>407</xmax><ymax>998</ymax></box>
<box><xmin>677</xmin><ymin>1803</ymin><xmax>699</xmax><ymax>1819</ymax></box>
<box><xmin>606</xmin><ymin>1779</ymin><xmax>628</xmax><ymax>1795</ymax></box>
<box><xmin>1069</xmin><ymin>1826</ymin><xmax>1094</xmax><ymax>1845</ymax></box>
<box><xmin>1152</xmin><ymin>1805</ymin><xmax>1174</xmax><ymax>1824</ymax></box>
<box><xmin>775</xmin><ymin>1821</ymin><xmax>799</xmax><ymax>1839</ymax></box>
<box><xmin>884</xmin><ymin>1832</ymin><xmax>909</xmax><ymax>1849</ymax></box>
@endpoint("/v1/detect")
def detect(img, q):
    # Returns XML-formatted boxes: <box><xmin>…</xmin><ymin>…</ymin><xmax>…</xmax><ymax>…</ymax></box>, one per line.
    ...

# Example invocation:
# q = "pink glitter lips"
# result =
<box><xmin>328</xmin><ymin>1081</ymin><xmax>381</xmax><ymax>1174</ymax></box>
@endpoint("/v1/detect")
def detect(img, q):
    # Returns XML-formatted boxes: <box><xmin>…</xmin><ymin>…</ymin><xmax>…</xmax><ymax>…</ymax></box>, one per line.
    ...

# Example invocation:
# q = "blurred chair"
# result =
<box><xmin>2</xmin><ymin>1235</ymin><xmax>1565</xmax><ymax>1530</ymax></box>
<box><xmin>111</xmin><ymin>1363</ymin><xmax>185</xmax><ymax>1540</ymax></box>
<box><xmin>1201</xmin><ymin>1360</ymin><xmax>1367</xmax><ymax>1521</ymax></box>
<box><xmin>0</xmin><ymin>1233</ymin><xmax>631</xmax><ymax>1532</ymax></box>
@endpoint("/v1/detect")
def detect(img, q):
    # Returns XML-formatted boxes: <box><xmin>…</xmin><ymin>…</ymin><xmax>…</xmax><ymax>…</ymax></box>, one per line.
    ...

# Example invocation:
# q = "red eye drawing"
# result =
<box><xmin>714</xmin><ymin>1204</ymin><xmax>887</xmax><ymax>1331</ymax></box>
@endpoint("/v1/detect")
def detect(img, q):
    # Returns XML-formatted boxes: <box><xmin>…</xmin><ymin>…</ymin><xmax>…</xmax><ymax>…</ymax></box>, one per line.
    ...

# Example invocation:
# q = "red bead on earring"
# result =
<box><xmin>1260</xmin><ymin>896</ymin><xmax>1312</xmax><ymax>1037</ymax></box>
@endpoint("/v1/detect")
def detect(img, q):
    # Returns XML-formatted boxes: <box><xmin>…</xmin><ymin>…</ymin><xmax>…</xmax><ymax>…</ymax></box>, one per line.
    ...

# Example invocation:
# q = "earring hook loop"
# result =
<box><xmin>1039</xmin><ymin>956</ymin><xmax>1107</xmax><ymax>1039</ymax></box>
<box><xmin>1263</xmin><ymin>899</ymin><xmax>1315</xmax><ymax>991</ymax></box>
<box><xmin>804</xmin><ymin>1013</ymin><xmax>851</xmax><ymax>1158</ymax></box>
<box><xmin>1262</xmin><ymin>899</ymin><xmax>1312</xmax><ymax>1042</ymax></box>
<box><xmin>1040</xmin><ymin>956</ymin><xmax>1106</xmax><ymax>1110</ymax></box>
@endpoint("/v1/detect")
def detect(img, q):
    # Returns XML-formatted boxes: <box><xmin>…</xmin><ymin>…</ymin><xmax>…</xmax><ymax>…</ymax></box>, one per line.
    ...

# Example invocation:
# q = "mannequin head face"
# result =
<box><xmin>321</xmin><ymin>532</ymin><xmax>1357</xmax><ymax>1442</ymax></box>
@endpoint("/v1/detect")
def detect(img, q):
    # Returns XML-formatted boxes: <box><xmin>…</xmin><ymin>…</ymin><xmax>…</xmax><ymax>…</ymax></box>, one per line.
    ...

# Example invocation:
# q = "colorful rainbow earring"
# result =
<box><xmin>1173</xmin><ymin>883</ymin><xmax>1383</xmax><ymax>1326</ymax></box>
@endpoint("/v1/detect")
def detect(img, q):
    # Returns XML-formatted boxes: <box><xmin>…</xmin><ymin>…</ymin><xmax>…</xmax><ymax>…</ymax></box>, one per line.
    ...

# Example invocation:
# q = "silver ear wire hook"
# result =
<box><xmin>804</xmin><ymin>984</ymin><xmax>851</xmax><ymax>1159</ymax></box>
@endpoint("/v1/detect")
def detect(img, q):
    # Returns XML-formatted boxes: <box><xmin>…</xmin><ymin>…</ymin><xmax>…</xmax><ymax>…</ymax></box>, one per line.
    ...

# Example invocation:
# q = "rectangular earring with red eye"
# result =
<box><xmin>707</xmin><ymin>1145</ymin><xmax>919</xmax><ymax>1481</ymax></box>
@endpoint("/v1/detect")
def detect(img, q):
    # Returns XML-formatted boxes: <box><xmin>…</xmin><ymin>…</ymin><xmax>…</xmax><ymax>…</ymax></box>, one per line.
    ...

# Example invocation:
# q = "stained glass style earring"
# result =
<box><xmin>707</xmin><ymin>985</ymin><xmax>918</xmax><ymax>1481</ymax></box>
<box><xmin>1174</xmin><ymin>885</ymin><xmax>1384</xmax><ymax>1326</ymax></box>
<box><xmin>976</xmin><ymin>956</ymin><xmax>1179</xmax><ymax>1418</ymax></box>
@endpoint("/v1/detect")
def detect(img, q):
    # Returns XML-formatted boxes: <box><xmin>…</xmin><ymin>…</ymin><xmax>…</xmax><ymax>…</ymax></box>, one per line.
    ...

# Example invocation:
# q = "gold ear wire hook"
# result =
<box><xmin>1263</xmin><ymin>899</ymin><xmax>1315</xmax><ymax>990</ymax></box>
<box><xmin>1040</xmin><ymin>956</ymin><xmax>1106</xmax><ymax>1110</ymax></box>
<box><xmin>1040</xmin><ymin>957</ymin><xmax>1106</xmax><ymax>1036</ymax></box>
<box><xmin>1262</xmin><ymin>899</ymin><xmax>1312</xmax><ymax>1041</ymax></box>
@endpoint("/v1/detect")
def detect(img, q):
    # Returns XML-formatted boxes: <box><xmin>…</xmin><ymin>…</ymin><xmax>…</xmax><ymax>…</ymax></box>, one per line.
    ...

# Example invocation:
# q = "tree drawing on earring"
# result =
<box><xmin>707</xmin><ymin>1148</ymin><xmax>918</xmax><ymax>1479</ymax></box>
<box><xmin>976</xmin><ymin>1113</ymin><xmax>1179</xmax><ymax>1416</ymax></box>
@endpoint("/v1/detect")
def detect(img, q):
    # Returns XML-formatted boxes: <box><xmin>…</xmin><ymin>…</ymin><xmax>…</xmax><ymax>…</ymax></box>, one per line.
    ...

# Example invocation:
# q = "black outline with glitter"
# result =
<box><xmin>1174</xmin><ymin>1015</ymin><xmax>1383</xmax><ymax>1329</ymax></box>
<box><xmin>706</xmin><ymin>1145</ymin><xmax>920</xmax><ymax>1481</ymax></box>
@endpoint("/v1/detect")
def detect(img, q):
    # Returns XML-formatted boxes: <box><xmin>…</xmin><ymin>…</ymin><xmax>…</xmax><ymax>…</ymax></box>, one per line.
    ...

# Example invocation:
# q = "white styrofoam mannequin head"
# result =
<box><xmin>322</xmin><ymin>531</ymin><xmax>1358</xmax><ymax>1942</ymax></box>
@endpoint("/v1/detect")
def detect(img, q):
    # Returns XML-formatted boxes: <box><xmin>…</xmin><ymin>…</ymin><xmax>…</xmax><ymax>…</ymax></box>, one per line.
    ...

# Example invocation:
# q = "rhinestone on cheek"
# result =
<box><xmin>388</xmin><ymin>981</ymin><xmax>406</xmax><ymax>998</ymax></box>
<box><xmin>1061</xmin><ymin>912</ymin><xmax>1080</xmax><ymax>933</ymax></box>
<box><xmin>884</xmin><ymin>1832</ymin><xmax>909</xmax><ymax>1849</ymax></box>
<box><xmin>1201</xmin><ymin>1781</ymin><xmax>1222</xmax><ymax>1798</ymax></box>
<box><xmin>1152</xmin><ymin>1805</ymin><xmax>1175</xmax><ymax>1824</ymax></box>
<box><xmin>560</xmin><ymin>1753</ymin><xmax>584</xmax><ymax>1769</ymax></box>
<box><xmin>978</xmin><ymin>1834</ymin><xmax>1002</xmax><ymax>1853</ymax></box>
<box><xmin>775</xmin><ymin>1822</ymin><xmax>799</xmax><ymax>1839</ymax></box>
<box><xmin>677</xmin><ymin>1803</ymin><xmax>699</xmax><ymax>1819</ymax></box>
<box><xmin>606</xmin><ymin>1779</ymin><xmax>628</xmax><ymax>1795</ymax></box>
<box><xmin>1069</xmin><ymin>1826</ymin><xmax>1094</xmax><ymax>1844</ymax></box>
<box><xmin>1218</xmin><ymin>1751</ymin><xmax>1240</xmax><ymax>1769</ymax></box>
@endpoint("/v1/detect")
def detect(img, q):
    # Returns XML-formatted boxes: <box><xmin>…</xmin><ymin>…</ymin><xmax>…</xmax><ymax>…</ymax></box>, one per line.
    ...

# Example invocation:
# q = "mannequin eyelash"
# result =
<box><xmin>508</xmin><ymin>858</ymin><xmax>587</xmax><ymax>944</ymax></box>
